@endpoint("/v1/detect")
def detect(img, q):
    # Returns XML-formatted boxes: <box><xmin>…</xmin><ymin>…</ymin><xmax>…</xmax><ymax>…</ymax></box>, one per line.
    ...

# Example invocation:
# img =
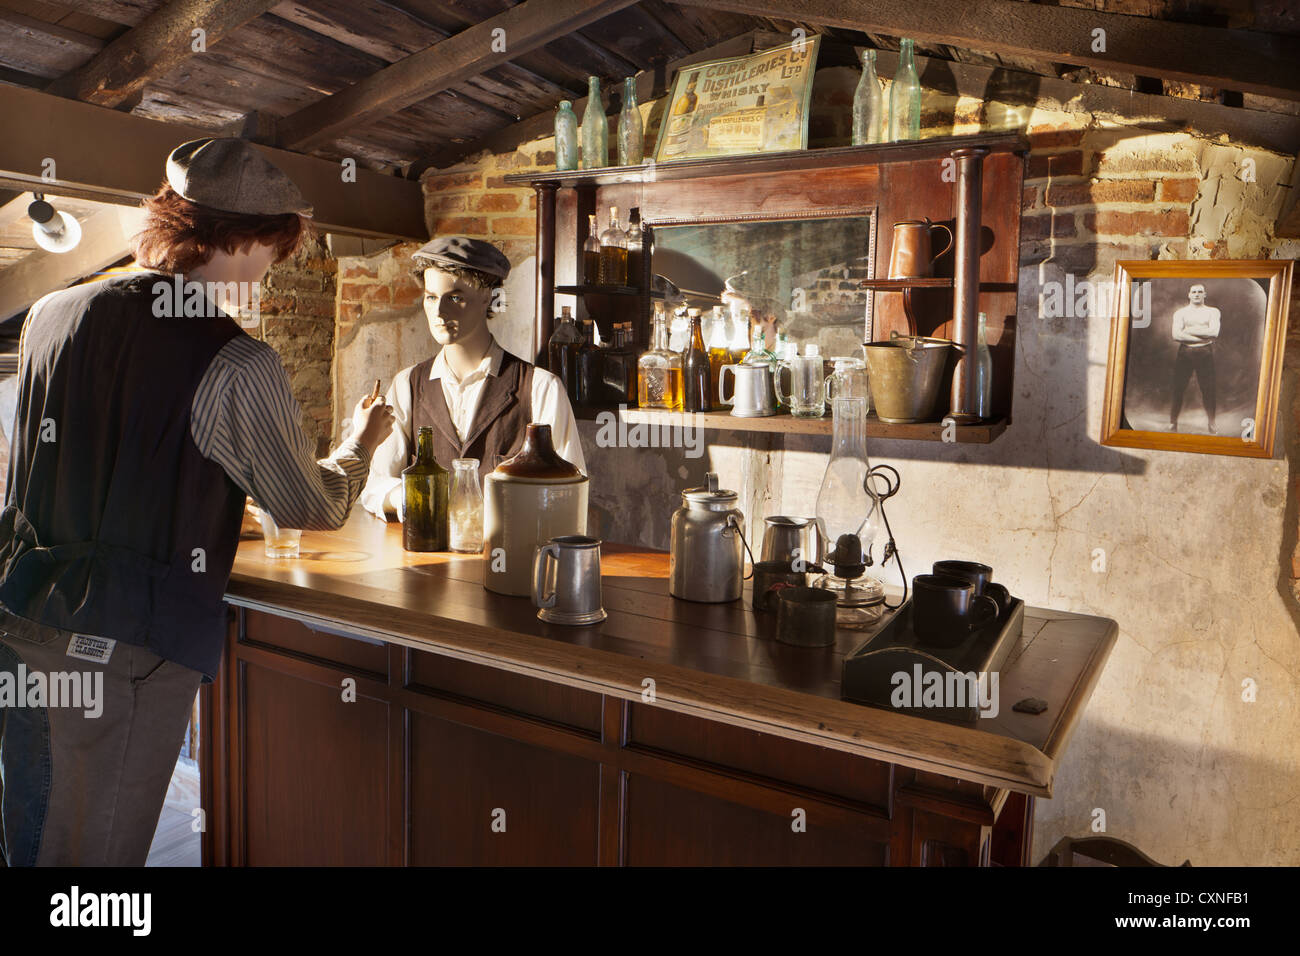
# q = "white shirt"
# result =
<box><xmin>360</xmin><ymin>337</ymin><xmax>586</xmax><ymax>518</ymax></box>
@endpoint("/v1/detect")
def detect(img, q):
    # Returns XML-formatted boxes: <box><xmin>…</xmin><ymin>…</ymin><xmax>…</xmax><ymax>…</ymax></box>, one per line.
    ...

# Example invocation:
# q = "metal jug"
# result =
<box><xmin>887</xmin><ymin>218</ymin><xmax>954</xmax><ymax>279</ymax></box>
<box><xmin>669</xmin><ymin>473</ymin><xmax>750</xmax><ymax>603</ymax></box>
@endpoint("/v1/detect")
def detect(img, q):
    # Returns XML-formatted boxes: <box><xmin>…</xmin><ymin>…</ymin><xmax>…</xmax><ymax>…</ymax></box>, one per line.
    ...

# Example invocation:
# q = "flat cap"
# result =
<box><xmin>166</xmin><ymin>137</ymin><xmax>312</xmax><ymax>217</ymax></box>
<box><xmin>412</xmin><ymin>236</ymin><xmax>510</xmax><ymax>279</ymax></box>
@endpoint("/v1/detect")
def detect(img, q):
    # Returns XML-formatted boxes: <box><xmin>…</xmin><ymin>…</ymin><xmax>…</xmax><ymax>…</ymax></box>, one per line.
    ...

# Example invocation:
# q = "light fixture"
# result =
<box><xmin>29</xmin><ymin>194</ymin><xmax>82</xmax><ymax>254</ymax></box>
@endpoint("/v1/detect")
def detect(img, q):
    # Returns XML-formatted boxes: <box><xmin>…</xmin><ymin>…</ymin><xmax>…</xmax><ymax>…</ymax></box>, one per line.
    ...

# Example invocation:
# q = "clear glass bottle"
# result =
<box><xmin>618</xmin><ymin>77</ymin><xmax>644</xmax><ymax>166</ymax></box>
<box><xmin>582</xmin><ymin>214</ymin><xmax>600</xmax><ymax>285</ymax></box>
<box><xmin>548</xmin><ymin>304</ymin><xmax>581</xmax><ymax>396</ymax></box>
<box><xmin>597</xmin><ymin>205</ymin><xmax>627</xmax><ymax>286</ymax></box>
<box><xmin>889</xmin><ymin>38</ymin><xmax>922</xmax><ymax>142</ymax></box>
<box><xmin>974</xmin><ymin>311</ymin><xmax>993</xmax><ymax>419</ymax></box>
<box><xmin>555</xmin><ymin>100</ymin><xmax>579</xmax><ymax>171</ymax></box>
<box><xmin>812</xmin><ymin>397</ymin><xmax>885</xmax><ymax>627</ymax></box>
<box><xmin>742</xmin><ymin>328</ymin><xmax>777</xmax><ymax>370</ymax></box>
<box><xmin>402</xmin><ymin>426</ymin><xmax>449</xmax><ymax>552</ymax></box>
<box><xmin>682</xmin><ymin>310</ymin><xmax>712</xmax><ymax>413</ymax></box>
<box><xmin>581</xmin><ymin>76</ymin><xmax>608</xmax><ymax>169</ymax></box>
<box><xmin>448</xmin><ymin>458</ymin><xmax>484</xmax><ymax>554</ymax></box>
<box><xmin>638</xmin><ymin>304</ymin><xmax>683</xmax><ymax>410</ymax></box>
<box><xmin>852</xmin><ymin>49</ymin><xmax>884</xmax><ymax>145</ymax></box>
<box><xmin>625</xmin><ymin>208</ymin><xmax>644</xmax><ymax>287</ymax></box>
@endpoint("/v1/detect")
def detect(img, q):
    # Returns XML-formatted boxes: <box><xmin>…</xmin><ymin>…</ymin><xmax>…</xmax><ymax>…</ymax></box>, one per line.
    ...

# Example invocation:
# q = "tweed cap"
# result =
<box><xmin>166</xmin><ymin>137</ymin><xmax>313</xmax><ymax>217</ymax></box>
<box><xmin>412</xmin><ymin>236</ymin><xmax>511</xmax><ymax>279</ymax></box>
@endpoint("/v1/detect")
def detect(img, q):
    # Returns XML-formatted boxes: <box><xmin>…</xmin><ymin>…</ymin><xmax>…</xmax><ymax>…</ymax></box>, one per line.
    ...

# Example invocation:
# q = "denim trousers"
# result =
<box><xmin>0</xmin><ymin>608</ymin><xmax>201</xmax><ymax>866</ymax></box>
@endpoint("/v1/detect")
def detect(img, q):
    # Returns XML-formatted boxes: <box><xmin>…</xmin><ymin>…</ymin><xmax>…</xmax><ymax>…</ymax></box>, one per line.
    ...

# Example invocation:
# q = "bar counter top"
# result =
<box><xmin>224</xmin><ymin>511</ymin><xmax>1117</xmax><ymax>798</ymax></box>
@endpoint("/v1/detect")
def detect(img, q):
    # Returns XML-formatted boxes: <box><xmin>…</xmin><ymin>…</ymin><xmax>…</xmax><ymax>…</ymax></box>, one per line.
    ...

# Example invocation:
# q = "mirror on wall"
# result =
<box><xmin>649</xmin><ymin>214</ymin><xmax>874</xmax><ymax>357</ymax></box>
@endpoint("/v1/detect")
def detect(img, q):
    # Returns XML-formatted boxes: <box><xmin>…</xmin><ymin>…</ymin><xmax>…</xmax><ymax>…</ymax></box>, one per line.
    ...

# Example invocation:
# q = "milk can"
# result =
<box><xmin>668</xmin><ymin>473</ymin><xmax>750</xmax><ymax>603</ymax></box>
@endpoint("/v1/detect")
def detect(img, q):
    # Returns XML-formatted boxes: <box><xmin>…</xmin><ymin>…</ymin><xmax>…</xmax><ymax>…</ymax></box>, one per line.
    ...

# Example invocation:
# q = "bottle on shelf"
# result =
<box><xmin>547</xmin><ymin>305</ymin><xmax>581</xmax><ymax>396</ymax></box>
<box><xmin>555</xmin><ymin>100</ymin><xmax>579</xmax><ymax>170</ymax></box>
<box><xmin>889</xmin><ymin>38</ymin><xmax>922</xmax><ymax>142</ymax></box>
<box><xmin>682</xmin><ymin>309</ymin><xmax>713</xmax><ymax>413</ymax></box>
<box><xmin>852</xmin><ymin>50</ymin><xmax>884</xmax><ymax>146</ymax></box>
<box><xmin>581</xmin><ymin>76</ymin><xmax>608</xmax><ymax>168</ymax></box>
<box><xmin>742</xmin><ymin>328</ymin><xmax>777</xmax><ymax>369</ymax></box>
<box><xmin>597</xmin><ymin>205</ymin><xmax>628</xmax><ymax>286</ymax></box>
<box><xmin>603</xmin><ymin>323</ymin><xmax>638</xmax><ymax>405</ymax></box>
<box><xmin>625</xmin><ymin>208</ymin><xmax>645</xmax><ymax>286</ymax></box>
<box><xmin>974</xmin><ymin>311</ymin><xmax>993</xmax><ymax>419</ymax></box>
<box><xmin>705</xmin><ymin>306</ymin><xmax>732</xmax><ymax>406</ymax></box>
<box><xmin>448</xmin><ymin>458</ymin><xmax>484</xmax><ymax>554</ymax></box>
<box><xmin>638</xmin><ymin>304</ymin><xmax>683</xmax><ymax>411</ymax></box>
<box><xmin>574</xmin><ymin>319</ymin><xmax>601</xmax><ymax>406</ymax></box>
<box><xmin>582</xmin><ymin>214</ymin><xmax>601</xmax><ymax>285</ymax></box>
<box><xmin>618</xmin><ymin>77</ymin><xmax>644</xmax><ymax>166</ymax></box>
<box><xmin>402</xmin><ymin>426</ymin><xmax>449</xmax><ymax>552</ymax></box>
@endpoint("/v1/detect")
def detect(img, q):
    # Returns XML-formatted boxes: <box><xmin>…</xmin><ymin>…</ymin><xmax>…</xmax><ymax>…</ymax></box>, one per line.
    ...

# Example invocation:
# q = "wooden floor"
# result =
<box><xmin>146</xmin><ymin>756</ymin><xmax>201</xmax><ymax>867</ymax></box>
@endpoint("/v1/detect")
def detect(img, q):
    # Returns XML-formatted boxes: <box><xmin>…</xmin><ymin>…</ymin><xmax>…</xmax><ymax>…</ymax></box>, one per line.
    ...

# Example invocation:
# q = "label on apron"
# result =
<box><xmin>66</xmin><ymin>634</ymin><xmax>116</xmax><ymax>664</ymax></box>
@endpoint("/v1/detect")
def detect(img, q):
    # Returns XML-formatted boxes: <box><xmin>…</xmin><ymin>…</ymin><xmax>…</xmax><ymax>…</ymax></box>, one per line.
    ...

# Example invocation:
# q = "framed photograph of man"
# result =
<box><xmin>1101</xmin><ymin>259</ymin><xmax>1293</xmax><ymax>458</ymax></box>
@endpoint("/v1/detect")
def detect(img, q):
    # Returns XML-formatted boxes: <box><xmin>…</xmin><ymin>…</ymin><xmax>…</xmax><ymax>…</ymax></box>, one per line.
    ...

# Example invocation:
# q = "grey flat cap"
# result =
<box><xmin>166</xmin><ymin>137</ymin><xmax>313</xmax><ymax>217</ymax></box>
<box><xmin>412</xmin><ymin>236</ymin><xmax>510</xmax><ymax>279</ymax></box>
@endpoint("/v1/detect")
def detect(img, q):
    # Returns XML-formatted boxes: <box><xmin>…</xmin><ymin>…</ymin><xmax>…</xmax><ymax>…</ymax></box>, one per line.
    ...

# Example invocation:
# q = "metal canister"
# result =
<box><xmin>669</xmin><ymin>472</ymin><xmax>746</xmax><ymax>603</ymax></box>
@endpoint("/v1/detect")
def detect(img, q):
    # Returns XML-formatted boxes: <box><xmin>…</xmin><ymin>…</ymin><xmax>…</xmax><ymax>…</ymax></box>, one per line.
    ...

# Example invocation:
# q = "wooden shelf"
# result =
<box><xmin>857</xmin><ymin>277</ymin><xmax>953</xmax><ymax>290</ymax></box>
<box><xmin>575</xmin><ymin>404</ymin><xmax>1007</xmax><ymax>443</ymax></box>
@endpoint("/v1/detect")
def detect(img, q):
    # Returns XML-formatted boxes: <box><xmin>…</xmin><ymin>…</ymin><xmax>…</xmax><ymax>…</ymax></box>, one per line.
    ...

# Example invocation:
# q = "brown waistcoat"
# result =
<box><xmin>409</xmin><ymin>350</ymin><xmax>535</xmax><ymax>483</ymax></box>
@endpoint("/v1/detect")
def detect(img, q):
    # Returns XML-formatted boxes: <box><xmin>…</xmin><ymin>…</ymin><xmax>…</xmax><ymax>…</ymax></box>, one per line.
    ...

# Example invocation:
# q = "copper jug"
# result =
<box><xmin>887</xmin><ymin>218</ymin><xmax>954</xmax><ymax>279</ymax></box>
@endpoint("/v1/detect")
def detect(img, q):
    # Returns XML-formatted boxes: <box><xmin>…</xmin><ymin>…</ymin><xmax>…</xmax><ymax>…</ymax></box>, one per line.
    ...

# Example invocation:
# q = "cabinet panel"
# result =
<box><xmin>407</xmin><ymin>711</ymin><xmax>603</xmax><ymax>865</ymax></box>
<box><xmin>624</xmin><ymin>775</ymin><xmax>889</xmax><ymax>866</ymax></box>
<box><xmin>239</xmin><ymin>661</ymin><xmax>390</xmax><ymax>865</ymax></box>
<box><xmin>242</xmin><ymin>609</ymin><xmax>388</xmax><ymax>678</ymax></box>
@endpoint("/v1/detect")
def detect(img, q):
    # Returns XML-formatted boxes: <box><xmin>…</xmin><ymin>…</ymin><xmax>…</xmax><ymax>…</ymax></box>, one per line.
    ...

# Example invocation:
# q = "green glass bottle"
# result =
<box><xmin>402</xmin><ymin>426</ymin><xmax>449</xmax><ymax>551</ymax></box>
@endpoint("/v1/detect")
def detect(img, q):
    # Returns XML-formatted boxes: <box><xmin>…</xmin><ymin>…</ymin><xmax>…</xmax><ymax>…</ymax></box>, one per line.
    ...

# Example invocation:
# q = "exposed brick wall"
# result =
<box><xmin>258</xmin><ymin>233</ymin><xmax>337</xmax><ymax>455</ymax></box>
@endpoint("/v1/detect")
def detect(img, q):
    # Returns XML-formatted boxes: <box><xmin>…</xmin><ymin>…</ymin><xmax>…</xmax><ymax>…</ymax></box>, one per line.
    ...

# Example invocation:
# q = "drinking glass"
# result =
<box><xmin>776</xmin><ymin>352</ymin><xmax>826</xmax><ymax>418</ymax></box>
<box><xmin>259</xmin><ymin>510</ymin><xmax>301</xmax><ymax>558</ymax></box>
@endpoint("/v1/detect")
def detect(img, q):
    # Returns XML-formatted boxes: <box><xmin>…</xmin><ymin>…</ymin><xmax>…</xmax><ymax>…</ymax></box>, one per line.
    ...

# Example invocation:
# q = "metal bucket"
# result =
<box><xmin>862</xmin><ymin>334</ymin><xmax>953</xmax><ymax>423</ymax></box>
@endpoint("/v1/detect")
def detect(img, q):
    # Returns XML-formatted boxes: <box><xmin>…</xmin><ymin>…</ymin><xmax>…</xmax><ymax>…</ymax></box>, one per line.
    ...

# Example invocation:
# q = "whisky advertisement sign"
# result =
<box><xmin>655</xmin><ymin>36</ymin><xmax>821</xmax><ymax>161</ymax></box>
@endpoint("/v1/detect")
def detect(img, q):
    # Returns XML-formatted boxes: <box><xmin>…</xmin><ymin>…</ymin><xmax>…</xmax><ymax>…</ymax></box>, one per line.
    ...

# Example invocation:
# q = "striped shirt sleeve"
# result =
<box><xmin>190</xmin><ymin>335</ymin><xmax>370</xmax><ymax>531</ymax></box>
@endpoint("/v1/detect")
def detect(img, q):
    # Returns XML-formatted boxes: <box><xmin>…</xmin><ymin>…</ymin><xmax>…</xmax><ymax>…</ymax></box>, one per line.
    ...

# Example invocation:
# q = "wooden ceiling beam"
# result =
<box><xmin>671</xmin><ymin>0</ymin><xmax>1300</xmax><ymax>102</ymax></box>
<box><xmin>276</xmin><ymin>0</ymin><xmax>642</xmax><ymax>151</ymax></box>
<box><xmin>45</xmin><ymin>0</ymin><xmax>281</xmax><ymax>108</ymax></box>
<box><xmin>0</xmin><ymin>85</ymin><xmax>426</xmax><ymax>239</ymax></box>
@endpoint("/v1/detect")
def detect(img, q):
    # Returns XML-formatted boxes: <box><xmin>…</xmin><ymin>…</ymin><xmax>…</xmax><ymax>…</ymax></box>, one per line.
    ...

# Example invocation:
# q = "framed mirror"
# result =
<box><xmin>649</xmin><ymin>212</ymin><xmax>875</xmax><ymax>358</ymax></box>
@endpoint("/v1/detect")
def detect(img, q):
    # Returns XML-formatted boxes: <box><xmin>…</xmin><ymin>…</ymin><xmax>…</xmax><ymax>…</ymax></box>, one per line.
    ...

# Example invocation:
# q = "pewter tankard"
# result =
<box><xmin>532</xmin><ymin>535</ymin><xmax>606</xmax><ymax>625</ymax></box>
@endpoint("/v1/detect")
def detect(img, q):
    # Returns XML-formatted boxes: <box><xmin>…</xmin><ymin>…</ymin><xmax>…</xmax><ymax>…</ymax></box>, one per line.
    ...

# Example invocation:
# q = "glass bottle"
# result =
<box><xmin>597</xmin><ymin>205</ymin><xmax>627</xmax><ymax>286</ymax></box>
<box><xmin>742</xmin><ymin>328</ymin><xmax>777</xmax><ymax>369</ymax></box>
<box><xmin>402</xmin><ymin>426</ymin><xmax>449</xmax><ymax>552</ymax></box>
<box><xmin>812</xmin><ymin>397</ymin><xmax>885</xmax><ymax>627</ymax></box>
<box><xmin>581</xmin><ymin>76</ymin><xmax>608</xmax><ymax>169</ymax></box>
<box><xmin>547</xmin><ymin>304</ymin><xmax>581</xmax><ymax>396</ymax></box>
<box><xmin>681</xmin><ymin>309</ymin><xmax>712</xmax><ymax>413</ymax></box>
<box><xmin>618</xmin><ymin>77</ymin><xmax>644</xmax><ymax>166</ymax></box>
<box><xmin>705</xmin><ymin>306</ymin><xmax>732</xmax><ymax>406</ymax></box>
<box><xmin>575</xmin><ymin>319</ymin><xmax>601</xmax><ymax>406</ymax></box>
<box><xmin>582</xmin><ymin>214</ymin><xmax>600</xmax><ymax>285</ymax></box>
<box><xmin>852</xmin><ymin>50</ymin><xmax>884</xmax><ymax>145</ymax></box>
<box><xmin>889</xmin><ymin>38</ymin><xmax>922</xmax><ymax>142</ymax></box>
<box><xmin>603</xmin><ymin>323</ymin><xmax>638</xmax><ymax>405</ymax></box>
<box><xmin>448</xmin><ymin>458</ymin><xmax>484</xmax><ymax>554</ymax></box>
<box><xmin>625</xmin><ymin>208</ymin><xmax>644</xmax><ymax>287</ymax></box>
<box><xmin>974</xmin><ymin>311</ymin><xmax>993</xmax><ymax>419</ymax></box>
<box><xmin>555</xmin><ymin>100</ymin><xmax>579</xmax><ymax>171</ymax></box>
<box><xmin>638</xmin><ymin>304</ymin><xmax>683</xmax><ymax>410</ymax></box>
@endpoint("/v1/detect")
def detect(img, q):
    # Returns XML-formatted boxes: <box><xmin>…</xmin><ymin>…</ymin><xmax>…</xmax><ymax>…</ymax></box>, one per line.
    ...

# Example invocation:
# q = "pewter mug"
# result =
<box><xmin>532</xmin><ymin>535</ymin><xmax>606</xmax><ymax>625</ymax></box>
<box><xmin>760</xmin><ymin>515</ymin><xmax>823</xmax><ymax>572</ymax></box>
<box><xmin>718</xmin><ymin>363</ymin><xmax>776</xmax><ymax>418</ymax></box>
<box><xmin>887</xmin><ymin>218</ymin><xmax>954</xmax><ymax>279</ymax></box>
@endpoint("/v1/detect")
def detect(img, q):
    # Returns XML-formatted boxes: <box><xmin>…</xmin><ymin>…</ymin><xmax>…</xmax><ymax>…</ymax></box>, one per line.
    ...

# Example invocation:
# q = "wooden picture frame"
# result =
<box><xmin>1101</xmin><ymin>259</ymin><xmax>1293</xmax><ymax>457</ymax></box>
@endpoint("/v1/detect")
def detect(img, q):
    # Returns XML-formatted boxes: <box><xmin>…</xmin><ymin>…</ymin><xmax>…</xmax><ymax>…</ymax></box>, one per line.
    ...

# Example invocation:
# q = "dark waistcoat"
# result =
<box><xmin>409</xmin><ymin>349</ymin><xmax>534</xmax><ymax>481</ymax></box>
<box><xmin>0</xmin><ymin>273</ymin><xmax>248</xmax><ymax>680</ymax></box>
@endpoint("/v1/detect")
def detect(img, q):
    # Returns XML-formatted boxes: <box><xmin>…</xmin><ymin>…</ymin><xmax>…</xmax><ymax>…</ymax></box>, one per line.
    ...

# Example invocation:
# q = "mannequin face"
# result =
<box><xmin>423</xmin><ymin>268</ymin><xmax>494</xmax><ymax>347</ymax></box>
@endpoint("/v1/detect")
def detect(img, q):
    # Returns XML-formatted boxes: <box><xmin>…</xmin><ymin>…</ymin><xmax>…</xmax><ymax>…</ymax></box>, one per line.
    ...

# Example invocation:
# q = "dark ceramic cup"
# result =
<box><xmin>751</xmin><ymin>560</ymin><xmax>806</xmax><ymax>612</ymax></box>
<box><xmin>911</xmin><ymin>573</ymin><xmax>999</xmax><ymax>648</ymax></box>
<box><xmin>932</xmin><ymin>560</ymin><xmax>1010</xmax><ymax>614</ymax></box>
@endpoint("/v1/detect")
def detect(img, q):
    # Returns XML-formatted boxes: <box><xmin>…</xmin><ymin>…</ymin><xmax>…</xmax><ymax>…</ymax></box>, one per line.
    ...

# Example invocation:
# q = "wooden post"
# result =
<box><xmin>948</xmin><ymin>146</ymin><xmax>987</xmax><ymax>423</ymax></box>
<box><xmin>534</xmin><ymin>183</ymin><xmax>558</xmax><ymax>367</ymax></box>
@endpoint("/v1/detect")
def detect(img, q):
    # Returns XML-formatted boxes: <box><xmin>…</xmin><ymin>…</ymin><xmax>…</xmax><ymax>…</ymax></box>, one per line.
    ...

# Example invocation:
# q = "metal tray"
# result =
<box><xmin>840</xmin><ymin>596</ymin><xmax>1025</xmax><ymax>725</ymax></box>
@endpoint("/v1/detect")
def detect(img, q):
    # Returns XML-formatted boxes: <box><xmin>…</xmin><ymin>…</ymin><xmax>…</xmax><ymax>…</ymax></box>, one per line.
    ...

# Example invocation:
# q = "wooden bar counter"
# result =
<box><xmin>200</xmin><ymin>512</ymin><xmax>1116</xmax><ymax>866</ymax></box>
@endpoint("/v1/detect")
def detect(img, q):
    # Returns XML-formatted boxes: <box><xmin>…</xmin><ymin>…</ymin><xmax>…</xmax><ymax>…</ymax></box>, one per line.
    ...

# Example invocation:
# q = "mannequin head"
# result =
<box><xmin>417</xmin><ymin>263</ymin><xmax>500</xmax><ymax>349</ymax></box>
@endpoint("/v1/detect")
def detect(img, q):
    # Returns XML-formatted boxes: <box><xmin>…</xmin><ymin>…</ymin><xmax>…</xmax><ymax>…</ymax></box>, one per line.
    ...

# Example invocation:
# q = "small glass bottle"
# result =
<box><xmin>625</xmin><ymin>208</ymin><xmax>644</xmax><ymax>287</ymax></box>
<box><xmin>681</xmin><ymin>309</ymin><xmax>712</xmax><ymax>413</ymax></box>
<box><xmin>705</xmin><ymin>306</ymin><xmax>731</xmax><ymax>406</ymax></box>
<box><xmin>638</xmin><ymin>304</ymin><xmax>683</xmax><ymax>410</ymax></box>
<box><xmin>547</xmin><ymin>304</ymin><xmax>581</xmax><ymax>395</ymax></box>
<box><xmin>852</xmin><ymin>50</ymin><xmax>884</xmax><ymax>145</ymax></box>
<box><xmin>618</xmin><ymin>77</ymin><xmax>644</xmax><ymax>166</ymax></box>
<box><xmin>974</xmin><ymin>311</ymin><xmax>993</xmax><ymax>419</ymax></box>
<box><xmin>448</xmin><ymin>458</ymin><xmax>484</xmax><ymax>553</ymax></box>
<box><xmin>575</xmin><ymin>319</ymin><xmax>601</xmax><ymax>406</ymax></box>
<box><xmin>554</xmin><ymin>100</ymin><xmax>579</xmax><ymax>170</ymax></box>
<box><xmin>582</xmin><ymin>214</ymin><xmax>600</xmax><ymax>285</ymax></box>
<box><xmin>581</xmin><ymin>76</ymin><xmax>608</xmax><ymax>168</ymax></box>
<box><xmin>402</xmin><ymin>426</ymin><xmax>449</xmax><ymax>552</ymax></box>
<box><xmin>889</xmin><ymin>38</ymin><xmax>922</xmax><ymax>142</ymax></box>
<box><xmin>603</xmin><ymin>323</ymin><xmax>638</xmax><ymax>405</ymax></box>
<box><xmin>742</xmin><ymin>328</ymin><xmax>777</xmax><ymax>369</ymax></box>
<box><xmin>597</xmin><ymin>205</ymin><xmax>628</xmax><ymax>286</ymax></box>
